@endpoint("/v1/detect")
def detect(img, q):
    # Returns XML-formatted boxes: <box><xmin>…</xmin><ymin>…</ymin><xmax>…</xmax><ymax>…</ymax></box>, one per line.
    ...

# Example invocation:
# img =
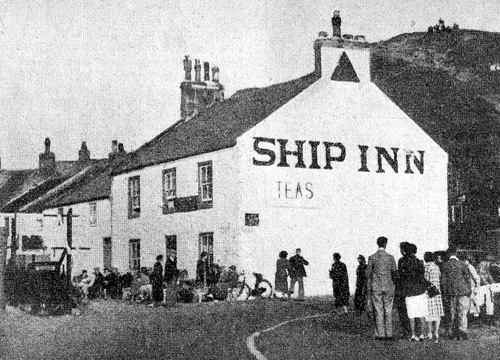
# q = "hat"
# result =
<box><xmin>357</xmin><ymin>255</ymin><xmax>365</xmax><ymax>260</ymax></box>
<box><xmin>229</xmin><ymin>265</ymin><xmax>236</xmax><ymax>271</ymax></box>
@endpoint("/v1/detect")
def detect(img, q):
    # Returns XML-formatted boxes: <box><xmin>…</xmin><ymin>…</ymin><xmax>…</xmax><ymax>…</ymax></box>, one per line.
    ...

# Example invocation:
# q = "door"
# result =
<box><xmin>103</xmin><ymin>237</ymin><xmax>112</xmax><ymax>270</ymax></box>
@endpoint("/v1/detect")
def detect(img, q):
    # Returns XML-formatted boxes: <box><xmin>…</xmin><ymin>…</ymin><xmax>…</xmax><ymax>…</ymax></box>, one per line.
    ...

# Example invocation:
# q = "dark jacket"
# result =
<box><xmin>442</xmin><ymin>257</ymin><xmax>471</xmax><ymax>296</ymax></box>
<box><xmin>150</xmin><ymin>261</ymin><xmax>164</xmax><ymax>285</ymax></box>
<box><xmin>164</xmin><ymin>257</ymin><xmax>177</xmax><ymax>284</ymax></box>
<box><xmin>331</xmin><ymin>16</ymin><xmax>341</xmax><ymax>27</ymax></box>
<box><xmin>289</xmin><ymin>255</ymin><xmax>309</xmax><ymax>278</ymax></box>
<box><xmin>397</xmin><ymin>254</ymin><xmax>427</xmax><ymax>297</ymax></box>
<box><xmin>196</xmin><ymin>259</ymin><xmax>210</xmax><ymax>285</ymax></box>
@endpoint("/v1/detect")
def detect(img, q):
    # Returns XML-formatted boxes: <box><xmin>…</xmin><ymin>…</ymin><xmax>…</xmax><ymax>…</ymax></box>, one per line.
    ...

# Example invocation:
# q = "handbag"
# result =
<box><xmin>427</xmin><ymin>284</ymin><xmax>440</xmax><ymax>298</ymax></box>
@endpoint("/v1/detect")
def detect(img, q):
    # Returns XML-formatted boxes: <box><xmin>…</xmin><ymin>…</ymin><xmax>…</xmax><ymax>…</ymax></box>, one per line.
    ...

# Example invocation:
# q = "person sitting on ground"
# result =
<box><xmin>89</xmin><ymin>267</ymin><xmax>104</xmax><ymax>299</ymax></box>
<box><xmin>129</xmin><ymin>267</ymin><xmax>152</xmax><ymax>302</ymax></box>
<box><xmin>73</xmin><ymin>270</ymin><xmax>95</xmax><ymax>300</ymax></box>
<box><xmin>477</xmin><ymin>256</ymin><xmax>495</xmax><ymax>286</ymax></box>
<box><xmin>102</xmin><ymin>268</ymin><xmax>116</xmax><ymax>300</ymax></box>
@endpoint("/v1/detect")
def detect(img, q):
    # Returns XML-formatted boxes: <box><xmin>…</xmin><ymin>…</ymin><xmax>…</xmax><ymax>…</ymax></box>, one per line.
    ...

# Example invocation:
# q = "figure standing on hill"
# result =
<box><xmin>289</xmin><ymin>248</ymin><xmax>309</xmax><ymax>301</ymax></box>
<box><xmin>331</xmin><ymin>10</ymin><xmax>341</xmax><ymax>38</ymax></box>
<box><xmin>366</xmin><ymin>236</ymin><xmax>397</xmax><ymax>340</ymax></box>
<box><xmin>330</xmin><ymin>252</ymin><xmax>349</xmax><ymax>313</ymax></box>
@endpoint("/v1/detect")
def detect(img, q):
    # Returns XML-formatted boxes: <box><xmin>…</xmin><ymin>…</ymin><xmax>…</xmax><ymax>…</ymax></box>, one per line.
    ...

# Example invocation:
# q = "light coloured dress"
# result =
<box><xmin>424</xmin><ymin>262</ymin><xmax>444</xmax><ymax>321</ymax></box>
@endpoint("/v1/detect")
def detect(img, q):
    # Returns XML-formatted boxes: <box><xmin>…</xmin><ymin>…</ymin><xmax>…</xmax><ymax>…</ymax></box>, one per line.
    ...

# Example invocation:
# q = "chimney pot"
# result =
<box><xmin>194</xmin><ymin>59</ymin><xmax>201</xmax><ymax>82</ymax></box>
<box><xmin>118</xmin><ymin>143</ymin><xmax>124</xmax><ymax>153</ymax></box>
<box><xmin>44</xmin><ymin>137</ymin><xmax>51</xmax><ymax>154</ymax></box>
<box><xmin>112</xmin><ymin>140</ymin><xmax>118</xmax><ymax>153</ymax></box>
<box><xmin>78</xmin><ymin>141</ymin><xmax>91</xmax><ymax>162</ymax></box>
<box><xmin>211</xmin><ymin>66</ymin><xmax>219</xmax><ymax>83</ymax></box>
<box><xmin>203</xmin><ymin>62</ymin><xmax>210</xmax><ymax>81</ymax></box>
<box><xmin>183</xmin><ymin>55</ymin><xmax>192</xmax><ymax>81</ymax></box>
<box><xmin>39</xmin><ymin>137</ymin><xmax>56</xmax><ymax>173</ymax></box>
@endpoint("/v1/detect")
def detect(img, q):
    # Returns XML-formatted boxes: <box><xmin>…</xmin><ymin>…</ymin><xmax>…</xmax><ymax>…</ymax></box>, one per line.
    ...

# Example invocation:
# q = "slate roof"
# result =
<box><xmin>21</xmin><ymin>160</ymin><xmax>112</xmax><ymax>212</ymax></box>
<box><xmin>0</xmin><ymin>161</ymin><xmax>93</xmax><ymax>213</ymax></box>
<box><xmin>112</xmin><ymin>72</ymin><xmax>321</xmax><ymax>175</ymax></box>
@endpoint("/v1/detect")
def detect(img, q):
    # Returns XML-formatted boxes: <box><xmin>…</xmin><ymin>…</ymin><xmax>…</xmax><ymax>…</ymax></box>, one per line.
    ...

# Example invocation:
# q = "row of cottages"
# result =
<box><xmin>0</xmin><ymin>139</ymin><xmax>124</xmax><ymax>274</ymax></box>
<box><xmin>0</xmin><ymin>36</ymin><xmax>449</xmax><ymax>295</ymax></box>
<box><xmin>107</xmin><ymin>37</ymin><xmax>448</xmax><ymax>295</ymax></box>
<box><xmin>0</xmin><ymin>139</ymin><xmax>100</xmax><ymax>267</ymax></box>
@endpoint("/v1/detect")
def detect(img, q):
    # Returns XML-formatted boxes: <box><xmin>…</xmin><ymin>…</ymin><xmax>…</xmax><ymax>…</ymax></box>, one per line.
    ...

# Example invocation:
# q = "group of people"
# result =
<box><xmin>73</xmin><ymin>267</ymin><xmax>135</xmax><ymax>300</ymax></box>
<box><xmin>274</xmin><ymin>248</ymin><xmax>310</xmax><ymax>301</ymax></box>
<box><xmin>428</xmin><ymin>19</ymin><xmax>459</xmax><ymax>33</ymax></box>
<box><xmin>359</xmin><ymin>236</ymin><xmax>499</xmax><ymax>342</ymax></box>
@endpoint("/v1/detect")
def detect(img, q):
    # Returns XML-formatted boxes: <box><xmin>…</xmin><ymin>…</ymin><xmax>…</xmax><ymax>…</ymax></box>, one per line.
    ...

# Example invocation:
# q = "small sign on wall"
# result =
<box><xmin>245</xmin><ymin>213</ymin><xmax>259</xmax><ymax>226</ymax></box>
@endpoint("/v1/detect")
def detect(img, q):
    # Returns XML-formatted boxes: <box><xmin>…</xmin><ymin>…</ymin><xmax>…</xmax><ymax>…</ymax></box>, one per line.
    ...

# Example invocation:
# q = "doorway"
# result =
<box><xmin>103</xmin><ymin>237</ymin><xmax>112</xmax><ymax>270</ymax></box>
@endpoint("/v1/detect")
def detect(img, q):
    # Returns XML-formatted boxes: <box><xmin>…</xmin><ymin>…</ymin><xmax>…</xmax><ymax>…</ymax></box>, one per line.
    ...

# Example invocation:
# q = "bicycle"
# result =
<box><xmin>229</xmin><ymin>272</ymin><xmax>273</xmax><ymax>300</ymax></box>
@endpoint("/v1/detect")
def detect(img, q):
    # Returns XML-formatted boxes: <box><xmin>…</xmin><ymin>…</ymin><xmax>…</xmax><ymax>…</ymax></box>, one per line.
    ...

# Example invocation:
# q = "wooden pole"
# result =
<box><xmin>66</xmin><ymin>208</ymin><xmax>73</xmax><ymax>282</ymax></box>
<box><xmin>0</xmin><ymin>227</ymin><xmax>7</xmax><ymax>311</ymax></box>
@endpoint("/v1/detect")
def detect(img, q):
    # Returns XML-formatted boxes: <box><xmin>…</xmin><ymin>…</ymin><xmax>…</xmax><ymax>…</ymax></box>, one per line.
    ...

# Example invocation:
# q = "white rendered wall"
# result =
<box><xmin>111</xmin><ymin>148</ymin><xmax>240</xmax><ymax>277</ymax></box>
<box><xmin>42</xmin><ymin>199</ymin><xmax>111</xmax><ymax>274</ymax></box>
<box><xmin>236</xmin><ymin>57</ymin><xmax>448</xmax><ymax>296</ymax></box>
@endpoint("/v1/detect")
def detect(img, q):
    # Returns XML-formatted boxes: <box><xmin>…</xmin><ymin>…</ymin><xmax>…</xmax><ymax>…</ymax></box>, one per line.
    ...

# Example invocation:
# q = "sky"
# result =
<box><xmin>1</xmin><ymin>0</ymin><xmax>499</xmax><ymax>169</ymax></box>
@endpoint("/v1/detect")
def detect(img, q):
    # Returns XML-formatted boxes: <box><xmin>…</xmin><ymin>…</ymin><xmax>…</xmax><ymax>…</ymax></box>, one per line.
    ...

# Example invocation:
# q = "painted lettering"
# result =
<box><xmin>305</xmin><ymin>182</ymin><xmax>313</xmax><ymax>199</ymax></box>
<box><xmin>309</xmin><ymin>141</ymin><xmax>321</xmax><ymax>169</ymax></box>
<box><xmin>413</xmin><ymin>151</ymin><xmax>424</xmax><ymax>174</ymax></box>
<box><xmin>253</xmin><ymin>137</ymin><xmax>276</xmax><ymax>166</ymax></box>
<box><xmin>324</xmin><ymin>142</ymin><xmax>346</xmax><ymax>170</ymax></box>
<box><xmin>296</xmin><ymin>183</ymin><xmax>303</xmax><ymax>198</ymax></box>
<box><xmin>284</xmin><ymin>182</ymin><xmax>292</xmax><ymax>199</ymax></box>
<box><xmin>277</xmin><ymin>139</ymin><xmax>306</xmax><ymax>168</ymax></box>
<box><xmin>277</xmin><ymin>181</ymin><xmax>314</xmax><ymax>200</ymax></box>
<box><xmin>358</xmin><ymin>145</ymin><xmax>369</xmax><ymax>172</ymax></box>
<box><xmin>376</xmin><ymin>147</ymin><xmax>399</xmax><ymax>173</ymax></box>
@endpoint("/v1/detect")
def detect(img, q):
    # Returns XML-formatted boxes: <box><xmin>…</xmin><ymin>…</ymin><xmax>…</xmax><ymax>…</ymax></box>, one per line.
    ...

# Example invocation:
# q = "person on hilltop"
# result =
<box><xmin>289</xmin><ymin>248</ymin><xmax>309</xmax><ymax>301</ymax></box>
<box><xmin>366</xmin><ymin>236</ymin><xmax>398</xmax><ymax>340</ymax></box>
<box><xmin>331</xmin><ymin>10</ymin><xmax>342</xmax><ymax>38</ymax></box>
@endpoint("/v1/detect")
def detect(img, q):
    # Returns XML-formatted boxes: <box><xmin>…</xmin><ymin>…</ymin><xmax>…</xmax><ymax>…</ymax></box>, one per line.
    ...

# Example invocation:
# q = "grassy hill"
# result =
<box><xmin>371</xmin><ymin>29</ymin><xmax>500</xmax><ymax>245</ymax></box>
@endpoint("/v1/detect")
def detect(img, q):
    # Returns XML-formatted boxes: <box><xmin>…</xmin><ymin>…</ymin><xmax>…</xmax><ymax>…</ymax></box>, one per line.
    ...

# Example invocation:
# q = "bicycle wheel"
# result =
<box><xmin>256</xmin><ymin>280</ymin><xmax>273</xmax><ymax>299</ymax></box>
<box><xmin>232</xmin><ymin>282</ymin><xmax>251</xmax><ymax>301</ymax></box>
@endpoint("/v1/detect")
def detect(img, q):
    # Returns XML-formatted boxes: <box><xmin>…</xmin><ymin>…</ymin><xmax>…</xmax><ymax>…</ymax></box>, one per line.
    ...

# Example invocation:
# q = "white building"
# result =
<box><xmin>110</xmin><ymin>38</ymin><xmax>448</xmax><ymax>295</ymax></box>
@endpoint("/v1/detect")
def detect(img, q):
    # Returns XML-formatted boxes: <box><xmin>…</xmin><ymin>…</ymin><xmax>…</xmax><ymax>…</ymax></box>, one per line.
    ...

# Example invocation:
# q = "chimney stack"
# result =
<box><xmin>180</xmin><ymin>57</ymin><xmax>225</xmax><ymax>120</ymax></box>
<box><xmin>109</xmin><ymin>140</ymin><xmax>118</xmax><ymax>160</ymax></box>
<box><xmin>203</xmin><ymin>62</ymin><xmax>210</xmax><ymax>81</ymax></box>
<box><xmin>118</xmin><ymin>143</ymin><xmax>125</xmax><ymax>153</ymax></box>
<box><xmin>39</xmin><ymin>137</ymin><xmax>56</xmax><ymax>174</ymax></box>
<box><xmin>194</xmin><ymin>59</ymin><xmax>201</xmax><ymax>82</ymax></box>
<box><xmin>78</xmin><ymin>141</ymin><xmax>91</xmax><ymax>162</ymax></box>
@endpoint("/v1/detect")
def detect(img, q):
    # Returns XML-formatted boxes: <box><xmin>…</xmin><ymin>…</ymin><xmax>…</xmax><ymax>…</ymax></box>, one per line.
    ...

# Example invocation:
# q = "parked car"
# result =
<box><xmin>26</xmin><ymin>262</ymin><xmax>75</xmax><ymax>315</ymax></box>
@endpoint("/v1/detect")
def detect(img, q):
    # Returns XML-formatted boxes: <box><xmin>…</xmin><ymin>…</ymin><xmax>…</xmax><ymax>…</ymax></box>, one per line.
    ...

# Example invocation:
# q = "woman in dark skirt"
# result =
<box><xmin>275</xmin><ymin>251</ymin><xmax>291</xmax><ymax>299</ymax></box>
<box><xmin>330</xmin><ymin>252</ymin><xmax>349</xmax><ymax>313</ymax></box>
<box><xmin>354</xmin><ymin>255</ymin><xmax>367</xmax><ymax>315</ymax></box>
